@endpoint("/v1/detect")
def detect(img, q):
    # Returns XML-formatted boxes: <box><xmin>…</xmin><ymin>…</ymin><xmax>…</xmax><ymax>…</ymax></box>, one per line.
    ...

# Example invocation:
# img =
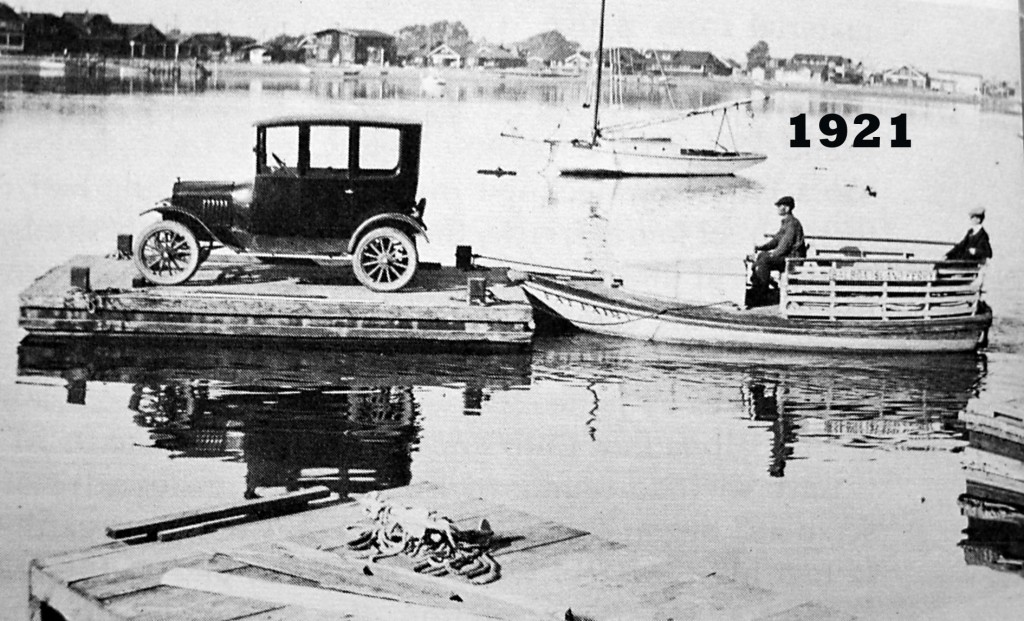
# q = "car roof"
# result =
<box><xmin>256</xmin><ymin>112</ymin><xmax>423</xmax><ymax>129</ymax></box>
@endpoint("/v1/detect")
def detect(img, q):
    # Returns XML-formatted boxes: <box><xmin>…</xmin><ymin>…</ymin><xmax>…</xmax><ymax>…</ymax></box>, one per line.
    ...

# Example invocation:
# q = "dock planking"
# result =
<box><xmin>30</xmin><ymin>482</ymin><xmax>856</xmax><ymax>620</ymax></box>
<box><xmin>18</xmin><ymin>255</ymin><xmax>534</xmax><ymax>350</ymax></box>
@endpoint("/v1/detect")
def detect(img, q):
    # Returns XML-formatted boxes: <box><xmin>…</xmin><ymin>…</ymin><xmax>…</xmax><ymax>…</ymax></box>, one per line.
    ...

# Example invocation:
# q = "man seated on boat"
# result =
<box><xmin>945</xmin><ymin>206</ymin><xmax>992</xmax><ymax>263</ymax></box>
<box><xmin>746</xmin><ymin>196</ymin><xmax>806</xmax><ymax>304</ymax></box>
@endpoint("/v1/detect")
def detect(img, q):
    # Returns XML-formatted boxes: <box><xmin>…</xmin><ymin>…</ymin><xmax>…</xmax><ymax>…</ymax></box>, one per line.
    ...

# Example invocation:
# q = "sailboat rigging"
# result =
<box><xmin>545</xmin><ymin>0</ymin><xmax>768</xmax><ymax>177</ymax></box>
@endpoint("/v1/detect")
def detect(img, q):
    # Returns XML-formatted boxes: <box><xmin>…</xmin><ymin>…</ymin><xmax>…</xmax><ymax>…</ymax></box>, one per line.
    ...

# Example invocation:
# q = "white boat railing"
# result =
<box><xmin>780</xmin><ymin>242</ymin><xmax>986</xmax><ymax>321</ymax></box>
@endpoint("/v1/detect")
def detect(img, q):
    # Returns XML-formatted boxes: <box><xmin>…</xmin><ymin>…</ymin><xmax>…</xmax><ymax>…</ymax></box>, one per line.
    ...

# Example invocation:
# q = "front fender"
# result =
<box><xmin>347</xmin><ymin>214</ymin><xmax>429</xmax><ymax>254</ymax></box>
<box><xmin>140</xmin><ymin>205</ymin><xmax>221</xmax><ymax>244</ymax></box>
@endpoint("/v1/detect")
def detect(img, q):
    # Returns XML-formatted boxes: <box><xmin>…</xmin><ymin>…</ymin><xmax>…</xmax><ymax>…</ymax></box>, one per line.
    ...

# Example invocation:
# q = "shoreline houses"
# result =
<box><xmin>0</xmin><ymin>3</ymin><xmax>1014</xmax><ymax>98</ymax></box>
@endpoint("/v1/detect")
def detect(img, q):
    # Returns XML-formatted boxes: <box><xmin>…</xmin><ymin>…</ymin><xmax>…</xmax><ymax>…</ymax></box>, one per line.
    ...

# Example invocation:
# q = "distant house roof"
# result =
<box><xmin>62</xmin><ymin>11</ymin><xmax>115</xmax><ymax>33</ymax></box>
<box><xmin>179</xmin><ymin>32</ymin><xmax>253</xmax><ymax>51</ymax></box>
<box><xmin>528</xmin><ymin>39</ymin><xmax>578</xmax><ymax>63</ymax></box>
<box><xmin>120</xmin><ymin>23</ymin><xmax>166</xmax><ymax>42</ymax></box>
<box><xmin>340</xmin><ymin>28</ymin><xmax>393</xmax><ymax>39</ymax></box>
<box><xmin>791</xmin><ymin>53</ymin><xmax>850</xmax><ymax>66</ymax></box>
<box><xmin>0</xmin><ymin>3</ymin><xmax>23</xmax><ymax>22</ymax></box>
<box><xmin>883</xmin><ymin>65</ymin><xmax>927</xmax><ymax>77</ymax></box>
<box><xmin>428</xmin><ymin>41</ymin><xmax>472</xmax><ymax>58</ymax></box>
<box><xmin>313</xmin><ymin>28</ymin><xmax>394</xmax><ymax>40</ymax></box>
<box><xmin>471</xmin><ymin>43</ymin><xmax>519</xmax><ymax>61</ymax></box>
<box><xmin>932</xmin><ymin>69</ymin><xmax>983</xmax><ymax>78</ymax></box>
<box><xmin>263</xmin><ymin>34</ymin><xmax>306</xmax><ymax>52</ymax></box>
<box><xmin>673</xmin><ymin>50</ymin><xmax>719</xmax><ymax>66</ymax></box>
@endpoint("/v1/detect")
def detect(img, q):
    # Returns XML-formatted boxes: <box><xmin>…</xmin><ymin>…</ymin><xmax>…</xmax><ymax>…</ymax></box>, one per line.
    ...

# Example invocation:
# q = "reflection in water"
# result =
<box><xmin>18</xmin><ymin>337</ymin><xmax>532</xmax><ymax>499</ymax></box>
<box><xmin>130</xmin><ymin>381</ymin><xmax>418</xmax><ymax>499</ymax></box>
<box><xmin>745</xmin><ymin>382</ymin><xmax>798</xmax><ymax>478</ymax></box>
<box><xmin>959</xmin><ymin>404</ymin><xmax>1024</xmax><ymax>577</ymax></box>
<box><xmin>0</xmin><ymin>68</ymin><xmax>757</xmax><ymax>110</ymax></box>
<box><xmin>534</xmin><ymin>335</ymin><xmax>986</xmax><ymax>477</ymax></box>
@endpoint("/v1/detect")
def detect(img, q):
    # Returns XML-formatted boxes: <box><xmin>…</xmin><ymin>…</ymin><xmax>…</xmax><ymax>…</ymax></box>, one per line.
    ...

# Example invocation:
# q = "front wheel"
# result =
<box><xmin>352</xmin><ymin>227</ymin><xmax>418</xmax><ymax>292</ymax></box>
<box><xmin>133</xmin><ymin>220</ymin><xmax>202</xmax><ymax>285</ymax></box>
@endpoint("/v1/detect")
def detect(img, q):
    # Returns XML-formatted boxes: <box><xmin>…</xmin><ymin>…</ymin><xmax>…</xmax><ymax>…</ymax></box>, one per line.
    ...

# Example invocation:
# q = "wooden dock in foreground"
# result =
<box><xmin>18</xmin><ymin>255</ymin><xmax>533</xmax><ymax>350</ymax></box>
<box><xmin>30</xmin><ymin>482</ymin><xmax>855</xmax><ymax>620</ymax></box>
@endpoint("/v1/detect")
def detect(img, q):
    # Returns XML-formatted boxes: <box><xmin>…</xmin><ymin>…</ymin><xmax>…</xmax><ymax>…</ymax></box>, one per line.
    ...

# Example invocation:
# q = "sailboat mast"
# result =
<box><xmin>592</xmin><ymin>0</ymin><xmax>607</xmax><ymax>144</ymax></box>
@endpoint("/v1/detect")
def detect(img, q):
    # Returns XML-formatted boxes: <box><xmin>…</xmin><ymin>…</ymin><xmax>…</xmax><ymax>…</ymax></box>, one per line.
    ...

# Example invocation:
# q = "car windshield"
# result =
<box><xmin>263</xmin><ymin>125</ymin><xmax>298</xmax><ymax>173</ymax></box>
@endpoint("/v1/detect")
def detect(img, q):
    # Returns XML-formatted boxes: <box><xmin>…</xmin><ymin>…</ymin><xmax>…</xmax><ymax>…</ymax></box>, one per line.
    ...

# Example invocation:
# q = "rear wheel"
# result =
<box><xmin>133</xmin><ymin>220</ymin><xmax>202</xmax><ymax>285</ymax></box>
<box><xmin>352</xmin><ymin>227</ymin><xmax>418</xmax><ymax>292</ymax></box>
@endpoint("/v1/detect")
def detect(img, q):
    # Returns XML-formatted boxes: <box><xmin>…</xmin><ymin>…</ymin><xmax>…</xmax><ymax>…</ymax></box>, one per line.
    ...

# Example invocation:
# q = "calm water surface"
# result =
<box><xmin>2</xmin><ymin>71</ymin><xmax>1023</xmax><ymax>619</ymax></box>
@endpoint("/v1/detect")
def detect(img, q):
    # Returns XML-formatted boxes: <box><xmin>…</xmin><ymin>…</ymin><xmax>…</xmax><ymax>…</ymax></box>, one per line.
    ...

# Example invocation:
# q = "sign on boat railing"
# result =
<box><xmin>779</xmin><ymin>243</ymin><xmax>986</xmax><ymax>321</ymax></box>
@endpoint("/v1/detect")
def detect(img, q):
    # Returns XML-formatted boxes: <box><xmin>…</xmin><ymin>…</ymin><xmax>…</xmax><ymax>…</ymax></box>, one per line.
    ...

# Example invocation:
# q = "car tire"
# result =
<box><xmin>133</xmin><ymin>220</ymin><xmax>202</xmax><ymax>286</ymax></box>
<box><xmin>352</xmin><ymin>227</ymin><xmax>418</xmax><ymax>292</ymax></box>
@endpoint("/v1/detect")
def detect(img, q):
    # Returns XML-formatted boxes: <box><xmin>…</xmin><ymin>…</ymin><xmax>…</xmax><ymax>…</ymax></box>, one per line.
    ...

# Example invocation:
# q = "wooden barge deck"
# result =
<box><xmin>18</xmin><ymin>254</ymin><xmax>533</xmax><ymax>350</ymax></box>
<box><xmin>30</xmin><ymin>482</ymin><xmax>855</xmax><ymax>620</ymax></box>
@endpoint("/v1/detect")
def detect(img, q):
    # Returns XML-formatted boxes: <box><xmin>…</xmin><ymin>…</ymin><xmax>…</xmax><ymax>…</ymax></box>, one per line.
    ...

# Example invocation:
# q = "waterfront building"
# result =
<box><xmin>643</xmin><ymin>49</ymin><xmax>732</xmax><ymax>76</ymax></box>
<box><xmin>930</xmin><ymin>69</ymin><xmax>984</xmax><ymax>96</ymax></box>
<box><xmin>312</xmin><ymin>28</ymin><xmax>396</xmax><ymax>66</ymax></box>
<box><xmin>21</xmin><ymin>13</ymin><xmax>78</xmax><ymax>55</ymax></box>
<box><xmin>0</xmin><ymin>2</ymin><xmax>24</xmax><ymax>53</ymax></box>
<box><xmin>465</xmin><ymin>42</ymin><xmax>525</xmax><ymax>70</ymax></box>
<box><xmin>61</xmin><ymin>12</ymin><xmax>122</xmax><ymax>55</ymax></box>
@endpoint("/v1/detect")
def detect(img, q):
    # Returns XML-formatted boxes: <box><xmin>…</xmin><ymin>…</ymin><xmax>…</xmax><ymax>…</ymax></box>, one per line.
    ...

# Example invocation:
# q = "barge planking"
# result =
<box><xmin>18</xmin><ymin>254</ymin><xmax>533</xmax><ymax>350</ymax></box>
<box><xmin>29</xmin><ymin>482</ymin><xmax>856</xmax><ymax>620</ymax></box>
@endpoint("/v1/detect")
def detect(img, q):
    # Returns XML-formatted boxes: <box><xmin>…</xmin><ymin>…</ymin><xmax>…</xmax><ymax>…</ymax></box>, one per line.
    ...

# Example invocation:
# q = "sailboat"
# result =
<box><xmin>547</xmin><ymin>0</ymin><xmax>768</xmax><ymax>177</ymax></box>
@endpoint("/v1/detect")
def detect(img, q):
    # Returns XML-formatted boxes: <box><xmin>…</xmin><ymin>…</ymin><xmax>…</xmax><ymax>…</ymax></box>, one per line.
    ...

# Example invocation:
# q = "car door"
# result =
<box><xmin>344</xmin><ymin>124</ymin><xmax>406</xmax><ymax>230</ymax></box>
<box><xmin>302</xmin><ymin>123</ymin><xmax>355</xmax><ymax>240</ymax></box>
<box><xmin>251</xmin><ymin>124</ymin><xmax>305</xmax><ymax>237</ymax></box>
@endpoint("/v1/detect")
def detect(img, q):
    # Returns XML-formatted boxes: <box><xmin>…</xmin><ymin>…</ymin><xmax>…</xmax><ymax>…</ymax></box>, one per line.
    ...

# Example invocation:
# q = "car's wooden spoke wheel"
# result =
<box><xmin>133</xmin><ymin>220</ymin><xmax>202</xmax><ymax>286</ymax></box>
<box><xmin>352</xmin><ymin>227</ymin><xmax>418</xmax><ymax>292</ymax></box>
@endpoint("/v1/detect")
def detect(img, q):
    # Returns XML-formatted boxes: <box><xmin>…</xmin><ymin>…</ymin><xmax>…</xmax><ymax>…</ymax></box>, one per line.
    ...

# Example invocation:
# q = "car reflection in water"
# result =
<box><xmin>959</xmin><ymin>398</ymin><xmax>1024</xmax><ymax>578</ymax></box>
<box><xmin>17</xmin><ymin>337</ymin><xmax>532</xmax><ymax>500</ymax></box>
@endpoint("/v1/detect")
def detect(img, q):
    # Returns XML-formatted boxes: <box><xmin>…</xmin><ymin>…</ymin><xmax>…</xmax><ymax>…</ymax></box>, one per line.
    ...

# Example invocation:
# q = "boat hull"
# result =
<box><xmin>522</xmin><ymin>277</ymin><xmax>991</xmax><ymax>353</ymax></box>
<box><xmin>550</xmin><ymin>140</ymin><xmax>767</xmax><ymax>177</ymax></box>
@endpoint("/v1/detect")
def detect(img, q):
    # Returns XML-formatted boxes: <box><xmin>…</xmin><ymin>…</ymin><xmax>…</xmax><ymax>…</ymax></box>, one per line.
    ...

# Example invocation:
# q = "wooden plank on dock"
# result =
<box><xmin>71</xmin><ymin>553</ymin><xmax>248</xmax><ymax>600</ymax></box>
<box><xmin>102</xmin><ymin>583</ymin><xmax>280</xmax><ymax>621</ymax></box>
<box><xmin>106</xmin><ymin>486</ymin><xmax>332</xmax><ymax>539</ymax></box>
<box><xmin>31</xmin><ymin>483</ymin><xmax>856</xmax><ymax>620</ymax></box>
<box><xmin>159</xmin><ymin>568</ymin><xmax>495</xmax><ymax>621</ymax></box>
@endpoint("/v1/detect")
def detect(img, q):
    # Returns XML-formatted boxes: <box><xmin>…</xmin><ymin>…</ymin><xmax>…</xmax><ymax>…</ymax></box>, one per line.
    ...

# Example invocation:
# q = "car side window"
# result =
<box><xmin>358</xmin><ymin>127</ymin><xmax>400</xmax><ymax>175</ymax></box>
<box><xmin>263</xmin><ymin>125</ymin><xmax>298</xmax><ymax>174</ymax></box>
<box><xmin>309</xmin><ymin>125</ymin><xmax>350</xmax><ymax>176</ymax></box>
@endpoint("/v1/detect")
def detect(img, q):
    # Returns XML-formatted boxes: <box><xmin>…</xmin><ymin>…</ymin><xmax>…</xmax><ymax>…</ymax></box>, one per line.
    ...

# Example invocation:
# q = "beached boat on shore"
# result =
<box><xmin>519</xmin><ymin>236</ymin><xmax>992</xmax><ymax>353</ymax></box>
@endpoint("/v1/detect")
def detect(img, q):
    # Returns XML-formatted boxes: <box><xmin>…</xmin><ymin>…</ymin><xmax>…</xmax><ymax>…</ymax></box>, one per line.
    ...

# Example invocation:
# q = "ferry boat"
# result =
<box><xmin>519</xmin><ymin>236</ymin><xmax>992</xmax><ymax>353</ymax></box>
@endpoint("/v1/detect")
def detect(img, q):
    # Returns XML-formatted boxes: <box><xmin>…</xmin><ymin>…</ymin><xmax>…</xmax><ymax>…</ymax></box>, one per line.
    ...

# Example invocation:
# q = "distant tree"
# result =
<box><xmin>746</xmin><ymin>40</ymin><xmax>770</xmax><ymax>71</ymax></box>
<box><xmin>397</xmin><ymin>20</ymin><xmax>471</xmax><ymax>51</ymax></box>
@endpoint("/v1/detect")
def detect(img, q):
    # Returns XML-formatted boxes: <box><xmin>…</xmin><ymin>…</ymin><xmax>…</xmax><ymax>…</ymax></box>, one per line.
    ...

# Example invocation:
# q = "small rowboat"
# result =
<box><xmin>519</xmin><ymin>237</ymin><xmax>993</xmax><ymax>353</ymax></box>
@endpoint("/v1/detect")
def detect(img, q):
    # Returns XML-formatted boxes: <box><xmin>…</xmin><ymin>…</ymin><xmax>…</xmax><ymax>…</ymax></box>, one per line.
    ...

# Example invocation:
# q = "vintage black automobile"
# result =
<box><xmin>132</xmin><ymin>113</ymin><xmax>428</xmax><ymax>291</ymax></box>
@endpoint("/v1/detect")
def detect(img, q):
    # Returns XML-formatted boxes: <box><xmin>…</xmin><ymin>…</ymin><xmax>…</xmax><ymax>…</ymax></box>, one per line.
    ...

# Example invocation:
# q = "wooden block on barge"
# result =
<box><xmin>106</xmin><ymin>486</ymin><xmax>333</xmax><ymax>540</ymax></box>
<box><xmin>18</xmin><ymin>255</ymin><xmax>534</xmax><ymax>350</ymax></box>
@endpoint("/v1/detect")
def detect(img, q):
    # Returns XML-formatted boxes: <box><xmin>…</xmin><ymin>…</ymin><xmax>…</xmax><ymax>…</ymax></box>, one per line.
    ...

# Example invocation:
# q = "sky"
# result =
<box><xmin>11</xmin><ymin>0</ymin><xmax>1022</xmax><ymax>80</ymax></box>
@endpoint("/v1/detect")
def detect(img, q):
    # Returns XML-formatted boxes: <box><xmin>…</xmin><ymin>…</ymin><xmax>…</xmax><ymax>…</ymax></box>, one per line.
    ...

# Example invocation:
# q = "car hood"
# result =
<box><xmin>173</xmin><ymin>180</ymin><xmax>253</xmax><ymax>207</ymax></box>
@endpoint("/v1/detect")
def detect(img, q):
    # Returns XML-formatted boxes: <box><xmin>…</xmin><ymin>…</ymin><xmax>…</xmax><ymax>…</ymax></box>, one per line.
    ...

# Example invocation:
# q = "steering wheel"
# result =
<box><xmin>271</xmin><ymin>152</ymin><xmax>297</xmax><ymax>177</ymax></box>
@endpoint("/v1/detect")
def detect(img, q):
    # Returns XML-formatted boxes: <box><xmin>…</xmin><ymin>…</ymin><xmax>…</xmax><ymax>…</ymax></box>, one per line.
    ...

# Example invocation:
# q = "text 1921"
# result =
<box><xmin>789</xmin><ymin>113</ymin><xmax>911</xmax><ymax>148</ymax></box>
